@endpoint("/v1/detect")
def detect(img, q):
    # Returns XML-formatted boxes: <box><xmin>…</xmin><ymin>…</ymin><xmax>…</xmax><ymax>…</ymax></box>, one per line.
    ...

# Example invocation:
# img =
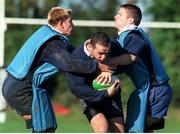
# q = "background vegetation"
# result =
<box><xmin>1</xmin><ymin>0</ymin><xmax>180</xmax><ymax>132</ymax></box>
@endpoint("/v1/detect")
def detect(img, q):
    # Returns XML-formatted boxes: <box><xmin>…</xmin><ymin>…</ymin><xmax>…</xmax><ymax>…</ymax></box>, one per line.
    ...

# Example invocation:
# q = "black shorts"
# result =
<box><xmin>81</xmin><ymin>92</ymin><xmax>124</xmax><ymax>122</ymax></box>
<box><xmin>145</xmin><ymin>117</ymin><xmax>165</xmax><ymax>130</ymax></box>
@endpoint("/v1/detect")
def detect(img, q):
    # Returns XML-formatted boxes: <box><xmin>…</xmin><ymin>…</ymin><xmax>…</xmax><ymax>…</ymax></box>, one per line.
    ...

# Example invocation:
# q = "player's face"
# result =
<box><xmin>91</xmin><ymin>43</ymin><xmax>110</xmax><ymax>62</ymax></box>
<box><xmin>61</xmin><ymin>17</ymin><xmax>74</xmax><ymax>36</ymax></box>
<box><xmin>114</xmin><ymin>7</ymin><xmax>129</xmax><ymax>30</ymax></box>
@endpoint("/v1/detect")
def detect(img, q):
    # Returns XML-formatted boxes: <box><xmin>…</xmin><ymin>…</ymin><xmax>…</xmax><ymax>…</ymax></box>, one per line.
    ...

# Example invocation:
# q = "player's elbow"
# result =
<box><xmin>130</xmin><ymin>54</ymin><xmax>137</xmax><ymax>63</ymax></box>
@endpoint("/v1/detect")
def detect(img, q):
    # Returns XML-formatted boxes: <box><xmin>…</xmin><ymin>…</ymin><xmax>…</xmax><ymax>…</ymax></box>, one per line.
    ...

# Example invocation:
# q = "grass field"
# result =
<box><xmin>0</xmin><ymin>105</ymin><xmax>180</xmax><ymax>133</ymax></box>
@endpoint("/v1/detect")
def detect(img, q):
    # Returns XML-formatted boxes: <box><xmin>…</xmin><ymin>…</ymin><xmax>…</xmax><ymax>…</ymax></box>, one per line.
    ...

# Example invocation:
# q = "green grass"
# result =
<box><xmin>0</xmin><ymin>105</ymin><xmax>180</xmax><ymax>133</ymax></box>
<box><xmin>155</xmin><ymin>107</ymin><xmax>180</xmax><ymax>133</ymax></box>
<box><xmin>0</xmin><ymin>110</ymin><xmax>31</xmax><ymax>133</ymax></box>
<box><xmin>56</xmin><ymin>106</ymin><xmax>92</xmax><ymax>133</ymax></box>
<box><xmin>0</xmin><ymin>105</ymin><xmax>93</xmax><ymax>133</ymax></box>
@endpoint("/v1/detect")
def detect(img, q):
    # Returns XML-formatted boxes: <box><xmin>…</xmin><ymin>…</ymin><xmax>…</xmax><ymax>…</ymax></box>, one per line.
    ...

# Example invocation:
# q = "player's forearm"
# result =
<box><xmin>70</xmin><ymin>84</ymin><xmax>109</xmax><ymax>103</ymax></box>
<box><xmin>109</xmin><ymin>54</ymin><xmax>137</xmax><ymax>66</ymax></box>
<box><xmin>46</xmin><ymin>49</ymin><xmax>97</xmax><ymax>74</ymax></box>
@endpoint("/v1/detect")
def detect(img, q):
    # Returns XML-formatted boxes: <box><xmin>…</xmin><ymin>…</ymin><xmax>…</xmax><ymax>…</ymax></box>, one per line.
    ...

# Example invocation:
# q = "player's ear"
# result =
<box><xmin>127</xmin><ymin>17</ymin><xmax>134</xmax><ymax>24</ymax></box>
<box><xmin>86</xmin><ymin>40</ymin><xmax>94</xmax><ymax>50</ymax></box>
<box><xmin>58</xmin><ymin>20</ymin><xmax>63</xmax><ymax>27</ymax></box>
<box><xmin>87</xmin><ymin>44</ymin><xmax>92</xmax><ymax>49</ymax></box>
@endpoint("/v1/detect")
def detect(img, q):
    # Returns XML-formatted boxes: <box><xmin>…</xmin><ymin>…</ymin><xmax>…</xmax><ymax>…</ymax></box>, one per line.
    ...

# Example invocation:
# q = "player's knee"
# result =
<box><xmin>94</xmin><ymin>126</ymin><xmax>109</xmax><ymax>133</ymax></box>
<box><xmin>90</xmin><ymin>118</ymin><xmax>109</xmax><ymax>133</ymax></box>
<box><xmin>22</xmin><ymin>115</ymin><xmax>31</xmax><ymax>120</ymax></box>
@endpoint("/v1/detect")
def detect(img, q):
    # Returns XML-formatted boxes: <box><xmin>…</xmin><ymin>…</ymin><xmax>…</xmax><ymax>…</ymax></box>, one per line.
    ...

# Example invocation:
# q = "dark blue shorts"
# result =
<box><xmin>2</xmin><ymin>74</ymin><xmax>32</xmax><ymax>115</ymax></box>
<box><xmin>147</xmin><ymin>83</ymin><xmax>173</xmax><ymax>118</ymax></box>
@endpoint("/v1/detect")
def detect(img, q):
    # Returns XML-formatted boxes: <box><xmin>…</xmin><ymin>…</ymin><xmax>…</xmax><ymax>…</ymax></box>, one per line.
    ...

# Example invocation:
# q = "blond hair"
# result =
<box><xmin>47</xmin><ymin>7</ymin><xmax>72</xmax><ymax>26</ymax></box>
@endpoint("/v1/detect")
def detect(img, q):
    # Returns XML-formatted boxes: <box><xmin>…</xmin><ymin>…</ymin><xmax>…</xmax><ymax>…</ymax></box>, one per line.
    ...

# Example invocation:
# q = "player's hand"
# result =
<box><xmin>107</xmin><ymin>80</ymin><xmax>120</xmax><ymax>97</ymax></box>
<box><xmin>96</xmin><ymin>72</ymin><xmax>112</xmax><ymax>84</ymax></box>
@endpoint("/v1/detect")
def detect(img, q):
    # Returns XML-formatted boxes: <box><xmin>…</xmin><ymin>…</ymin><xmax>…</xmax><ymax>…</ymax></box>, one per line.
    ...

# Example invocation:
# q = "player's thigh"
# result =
<box><xmin>108</xmin><ymin>117</ymin><xmax>125</xmax><ymax>133</ymax></box>
<box><xmin>90</xmin><ymin>113</ymin><xmax>109</xmax><ymax>133</ymax></box>
<box><xmin>2</xmin><ymin>75</ymin><xmax>32</xmax><ymax>115</ymax></box>
<box><xmin>84</xmin><ymin>106</ymin><xmax>109</xmax><ymax>132</ymax></box>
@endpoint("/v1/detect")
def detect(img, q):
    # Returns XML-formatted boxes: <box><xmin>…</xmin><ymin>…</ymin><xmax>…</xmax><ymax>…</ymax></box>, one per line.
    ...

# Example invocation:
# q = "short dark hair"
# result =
<box><xmin>120</xmin><ymin>4</ymin><xmax>142</xmax><ymax>26</ymax></box>
<box><xmin>90</xmin><ymin>32</ymin><xmax>111</xmax><ymax>48</ymax></box>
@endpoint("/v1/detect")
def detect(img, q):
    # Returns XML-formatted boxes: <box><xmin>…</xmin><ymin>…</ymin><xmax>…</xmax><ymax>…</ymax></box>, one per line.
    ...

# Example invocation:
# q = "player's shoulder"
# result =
<box><xmin>46</xmin><ymin>36</ymin><xmax>65</xmax><ymax>48</ymax></box>
<box><xmin>127</xmin><ymin>30</ymin><xmax>142</xmax><ymax>38</ymax></box>
<box><xmin>72</xmin><ymin>44</ymin><xmax>88</xmax><ymax>59</ymax></box>
<box><xmin>109</xmin><ymin>39</ymin><xmax>127</xmax><ymax>57</ymax></box>
<box><xmin>126</xmin><ymin>30</ymin><xmax>145</xmax><ymax>44</ymax></box>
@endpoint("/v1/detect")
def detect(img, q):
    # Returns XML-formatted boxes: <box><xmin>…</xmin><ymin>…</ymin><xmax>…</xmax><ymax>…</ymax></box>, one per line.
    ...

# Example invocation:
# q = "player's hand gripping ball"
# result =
<box><xmin>92</xmin><ymin>75</ymin><xmax>119</xmax><ymax>90</ymax></box>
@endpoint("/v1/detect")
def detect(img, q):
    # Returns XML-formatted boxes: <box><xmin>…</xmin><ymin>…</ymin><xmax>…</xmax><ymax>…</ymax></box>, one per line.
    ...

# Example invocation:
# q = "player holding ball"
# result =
<box><xmin>67</xmin><ymin>32</ymin><xmax>125</xmax><ymax>133</ymax></box>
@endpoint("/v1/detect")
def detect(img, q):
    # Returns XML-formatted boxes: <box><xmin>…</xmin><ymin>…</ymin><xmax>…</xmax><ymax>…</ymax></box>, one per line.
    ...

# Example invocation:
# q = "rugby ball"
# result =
<box><xmin>92</xmin><ymin>75</ymin><xmax>119</xmax><ymax>91</ymax></box>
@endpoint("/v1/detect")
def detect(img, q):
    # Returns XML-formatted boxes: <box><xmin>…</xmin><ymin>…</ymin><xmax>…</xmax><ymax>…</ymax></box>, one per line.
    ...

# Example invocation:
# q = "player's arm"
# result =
<box><xmin>67</xmin><ymin>72</ymin><xmax>119</xmax><ymax>103</ymax></box>
<box><xmin>67</xmin><ymin>72</ymin><xmax>109</xmax><ymax>103</ymax></box>
<box><xmin>108</xmin><ymin>53</ymin><xmax>137</xmax><ymax>66</ymax></box>
<box><xmin>43</xmin><ymin>39</ymin><xmax>112</xmax><ymax>73</ymax></box>
<box><xmin>108</xmin><ymin>33</ymin><xmax>145</xmax><ymax>66</ymax></box>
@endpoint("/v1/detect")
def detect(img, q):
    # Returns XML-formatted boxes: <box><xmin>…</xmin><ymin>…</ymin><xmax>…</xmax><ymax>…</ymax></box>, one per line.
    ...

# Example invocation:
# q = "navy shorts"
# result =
<box><xmin>147</xmin><ymin>83</ymin><xmax>173</xmax><ymax>118</ymax></box>
<box><xmin>2</xmin><ymin>74</ymin><xmax>33</xmax><ymax>115</ymax></box>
